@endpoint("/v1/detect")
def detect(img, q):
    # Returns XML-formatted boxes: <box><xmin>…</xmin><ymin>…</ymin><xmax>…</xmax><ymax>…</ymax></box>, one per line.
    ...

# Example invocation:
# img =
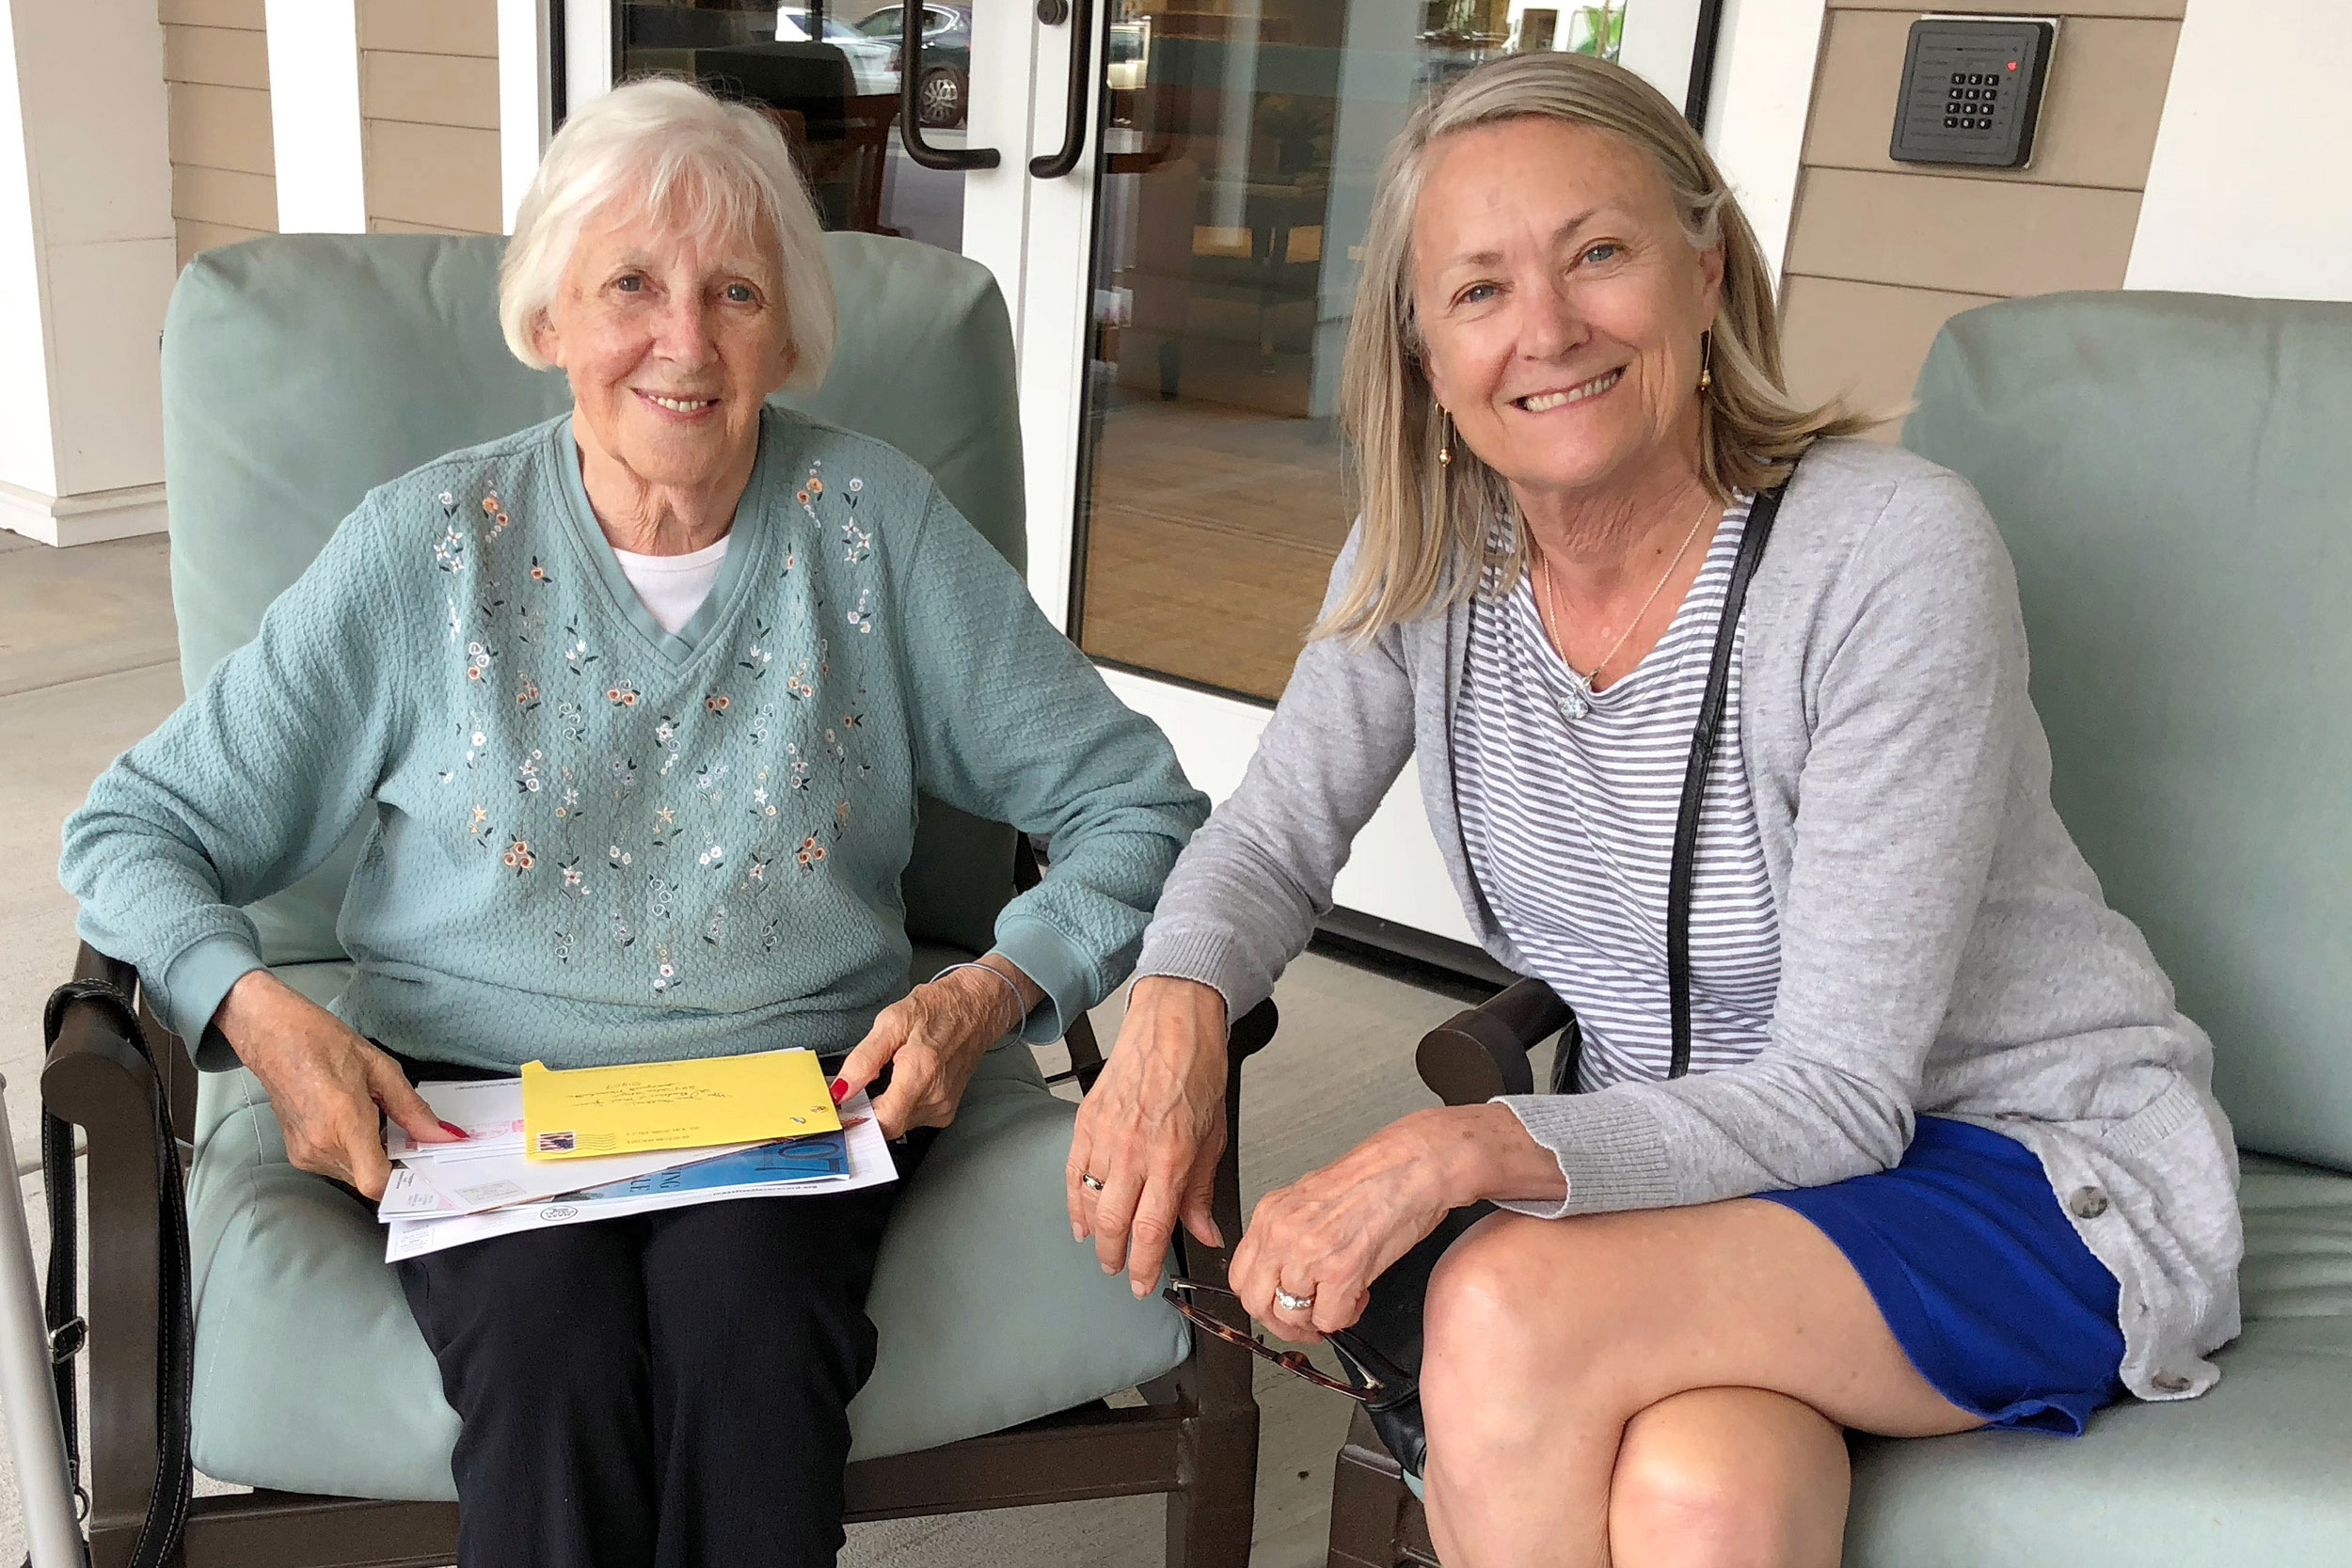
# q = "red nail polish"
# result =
<box><xmin>829</xmin><ymin>1078</ymin><xmax>849</xmax><ymax>1104</ymax></box>
<box><xmin>438</xmin><ymin>1120</ymin><xmax>469</xmax><ymax>1139</ymax></box>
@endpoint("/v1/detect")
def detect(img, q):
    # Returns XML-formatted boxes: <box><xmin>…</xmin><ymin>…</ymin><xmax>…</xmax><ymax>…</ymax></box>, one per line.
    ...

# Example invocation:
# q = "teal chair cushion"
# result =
<box><xmin>1844</xmin><ymin>1156</ymin><xmax>2352</xmax><ymax>1566</ymax></box>
<box><xmin>187</xmin><ymin>955</ymin><xmax>1190</xmax><ymax>1498</ymax></box>
<box><xmin>159</xmin><ymin>231</ymin><xmax>1024</xmax><ymax>964</ymax></box>
<box><xmin>1886</xmin><ymin>292</ymin><xmax>2352</xmax><ymax>1563</ymax></box>
<box><xmin>1901</xmin><ymin>292</ymin><xmax>2352</xmax><ymax>1172</ymax></box>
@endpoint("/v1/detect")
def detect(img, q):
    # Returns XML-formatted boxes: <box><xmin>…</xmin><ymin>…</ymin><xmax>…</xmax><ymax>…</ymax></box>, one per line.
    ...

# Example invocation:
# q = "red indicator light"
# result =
<box><xmin>2007</xmin><ymin>61</ymin><xmax>2018</xmax><ymax>71</ymax></box>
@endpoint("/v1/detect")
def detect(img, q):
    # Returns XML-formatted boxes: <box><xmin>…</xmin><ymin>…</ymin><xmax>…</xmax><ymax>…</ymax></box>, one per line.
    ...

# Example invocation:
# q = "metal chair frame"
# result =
<box><xmin>1321</xmin><ymin>977</ymin><xmax>1566</xmax><ymax>1568</ymax></box>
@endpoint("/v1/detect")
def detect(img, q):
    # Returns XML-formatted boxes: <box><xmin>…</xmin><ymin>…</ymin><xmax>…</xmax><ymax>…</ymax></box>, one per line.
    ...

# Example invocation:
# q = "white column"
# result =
<box><xmin>2126</xmin><ymin>0</ymin><xmax>2352</xmax><ymax>302</ymax></box>
<box><xmin>566</xmin><ymin>0</ymin><xmax>614</xmax><ymax>116</ymax></box>
<box><xmin>263</xmin><ymin>0</ymin><xmax>366</xmax><ymax>233</ymax></box>
<box><xmin>498</xmin><ymin>0</ymin><xmax>550</xmax><ymax>230</ymax></box>
<box><xmin>0</xmin><ymin>0</ymin><xmax>176</xmax><ymax>546</ymax></box>
<box><xmin>1702</xmin><ymin>0</ymin><xmax>1831</xmax><ymax>286</ymax></box>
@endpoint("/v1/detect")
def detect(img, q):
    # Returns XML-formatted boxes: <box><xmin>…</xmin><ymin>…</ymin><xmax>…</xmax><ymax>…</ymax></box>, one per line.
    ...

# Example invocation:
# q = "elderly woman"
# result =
<box><xmin>1069</xmin><ymin>52</ymin><xmax>2241</xmax><ymax>1568</ymax></box>
<box><xmin>61</xmin><ymin>78</ymin><xmax>1205</xmax><ymax>1566</ymax></box>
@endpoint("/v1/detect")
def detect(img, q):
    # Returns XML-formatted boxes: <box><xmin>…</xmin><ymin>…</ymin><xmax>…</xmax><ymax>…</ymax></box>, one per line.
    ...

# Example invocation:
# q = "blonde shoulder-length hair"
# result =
<box><xmin>1320</xmin><ymin>51</ymin><xmax>1869</xmax><ymax>641</ymax></box>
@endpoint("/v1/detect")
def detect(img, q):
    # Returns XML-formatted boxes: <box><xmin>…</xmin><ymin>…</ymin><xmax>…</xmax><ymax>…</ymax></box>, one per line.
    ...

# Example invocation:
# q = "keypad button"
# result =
<box><xmin>1944</xmin><ymin>117</ymin><xmax>1958</xmax><ymax>128</ymax></box>
<box><xmin>1951</xmin><ymin>71</ymin><xmax>1965</xmax><ymax>84</ymax></box>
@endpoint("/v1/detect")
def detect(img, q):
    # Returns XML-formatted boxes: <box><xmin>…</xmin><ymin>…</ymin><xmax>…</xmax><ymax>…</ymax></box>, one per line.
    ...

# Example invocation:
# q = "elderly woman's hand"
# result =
<box><xmin>1231</xmin><ymin>1104</ymin><xmax>1555</xmax><ymax>1342</ymax></box>
<box><xmin>1067</xmin><ymin>975</ymin><xmax>1232</xmax><ymax>1297</ymax></box>
<box><xmin>834</xmin><ymin>957</ymin><xmax>1041</xmax><ymax>1139</ymax></box>
<box><xmin>213</xmin><ymin>970</ymin><xmax>460</xmax><ymax>1200</ymax></box>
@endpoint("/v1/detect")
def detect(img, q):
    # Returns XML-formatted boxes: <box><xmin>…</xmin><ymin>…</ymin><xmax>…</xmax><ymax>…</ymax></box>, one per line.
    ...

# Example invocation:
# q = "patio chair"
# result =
<box><xmin>38</xmin><ymin>230</ymin><xmax>1274</xmax><ymax>1568</ymax></box>
<box><xmin>1326</xmin><ymin>290</ymin><xmax>2352</xmax><ymax>1567</ymax></box>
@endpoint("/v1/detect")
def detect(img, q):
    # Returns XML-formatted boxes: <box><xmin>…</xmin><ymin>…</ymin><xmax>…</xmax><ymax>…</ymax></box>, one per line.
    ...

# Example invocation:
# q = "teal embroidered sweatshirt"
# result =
<box><xmin>61</xmin><ymin>408</ymin><xmax>1209</xmax><ymax>1070</ymax></box>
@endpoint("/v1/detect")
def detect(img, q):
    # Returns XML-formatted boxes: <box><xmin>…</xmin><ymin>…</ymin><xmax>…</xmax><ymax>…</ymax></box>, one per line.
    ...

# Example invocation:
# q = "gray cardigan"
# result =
<box><xmin>1136</xmin><ymin>438</ymin><xmax>2242</xmax><ymax>1404</ymax></box>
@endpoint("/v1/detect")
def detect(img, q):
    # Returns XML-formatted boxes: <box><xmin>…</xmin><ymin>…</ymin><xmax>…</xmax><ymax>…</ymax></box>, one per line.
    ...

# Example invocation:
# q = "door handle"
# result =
<box><xmin>899</xmin><ymin>5</ymin><xmax>1000</xmax><ymax>170</ymax></box>
<box><xmin>1028</xmin><ymin>0</ymin><xmax>1096</xmax><ymax>179</ymax></box>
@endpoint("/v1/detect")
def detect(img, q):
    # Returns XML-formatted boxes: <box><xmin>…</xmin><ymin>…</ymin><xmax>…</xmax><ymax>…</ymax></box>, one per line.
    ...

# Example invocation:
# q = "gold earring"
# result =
<box><xmin>1438</xmin><ymin>411</ymin><xmax>1454</xmax><ymax>467</ymax></box>
<box><xmin>1696</xmin><ymin>333</ymin><xmax>1714</xmax><ymax>394</ymax></box>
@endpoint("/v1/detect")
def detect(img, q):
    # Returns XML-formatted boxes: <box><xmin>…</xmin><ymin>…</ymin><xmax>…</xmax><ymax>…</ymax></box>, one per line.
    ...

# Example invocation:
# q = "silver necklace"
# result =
<box><xmin>1536</xmin><ymin>499</ymin><xmax>1716</xmax><ymax>721</ymax></box>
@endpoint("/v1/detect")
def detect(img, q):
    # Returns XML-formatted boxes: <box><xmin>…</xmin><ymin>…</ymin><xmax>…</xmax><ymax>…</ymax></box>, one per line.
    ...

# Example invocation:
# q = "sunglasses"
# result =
<box><xmin>1161</xmin><ymin>1278</ymin><xmax>1409</xmax><ymax>1404</ymax></box>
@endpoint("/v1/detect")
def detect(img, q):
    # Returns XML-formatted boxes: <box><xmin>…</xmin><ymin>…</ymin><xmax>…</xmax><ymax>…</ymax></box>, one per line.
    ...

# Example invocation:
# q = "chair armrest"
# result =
<box><xmin>1415</xmin><ymin>977</ymin><xmax>1570</xmax><ymax>1108</ymax></box>
<box><xmin>41</xmin><ymin>943</ymin><xmax>179</xmax><ymax>1560</ymax></box>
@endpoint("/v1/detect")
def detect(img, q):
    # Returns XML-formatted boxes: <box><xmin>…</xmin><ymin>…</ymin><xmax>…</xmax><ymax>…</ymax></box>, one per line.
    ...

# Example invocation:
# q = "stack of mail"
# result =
<box><xmin>378</xmin><ymin>1048</ymin><xmax>894</xmax><ymax>1261</ymax></box>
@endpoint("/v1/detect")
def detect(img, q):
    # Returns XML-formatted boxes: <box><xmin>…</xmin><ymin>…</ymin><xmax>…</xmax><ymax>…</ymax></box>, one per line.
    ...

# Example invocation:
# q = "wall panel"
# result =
<box><xmin>162</xmin><ymin>0</ymin><xmax>274</xmax><ymax>265</ymax></box>
<box><xmin>1778</xmin><ymin>5</ymin><xmax>2182</xmax><ymax>434</ymax></box>
<box><xmin>366</xmin><ymin>119</ymin><xmax>501</xmax><ymax>233</ymax></box>
<box><xmin>359</xmin><ymin>0</ymin><xmax>501</xmax><ymax>236</ymax></box>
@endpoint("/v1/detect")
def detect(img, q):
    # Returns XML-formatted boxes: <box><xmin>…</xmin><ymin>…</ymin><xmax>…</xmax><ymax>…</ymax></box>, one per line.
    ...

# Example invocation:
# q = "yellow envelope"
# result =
<box><xmin>520</xmin><ymin>1048</ymin><xmax>842</xmax><ymax>1161</ymax></box>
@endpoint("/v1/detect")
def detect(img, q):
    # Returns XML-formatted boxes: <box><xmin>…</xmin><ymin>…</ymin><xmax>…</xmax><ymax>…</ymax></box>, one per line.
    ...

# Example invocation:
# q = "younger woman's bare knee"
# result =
<box><xmin>1609</xmin><ymin>1389</ymin><xmax>1850</xmax><ymax>1568</ymax></box>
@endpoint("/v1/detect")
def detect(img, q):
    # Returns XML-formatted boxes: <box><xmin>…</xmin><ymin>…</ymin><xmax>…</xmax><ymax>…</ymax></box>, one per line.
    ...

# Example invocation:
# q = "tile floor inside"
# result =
<box><xmin>0</xmin><ymin>525</ymin><xmax>1460</xmax><ymax>1566</ymax></box>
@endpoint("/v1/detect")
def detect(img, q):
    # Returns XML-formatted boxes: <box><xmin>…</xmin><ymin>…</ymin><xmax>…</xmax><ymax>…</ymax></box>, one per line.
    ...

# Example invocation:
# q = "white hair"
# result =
<box><xmin>499</xmin><ymin>76</ymin><xmax>835</xmax><ymax>391</ymax></box>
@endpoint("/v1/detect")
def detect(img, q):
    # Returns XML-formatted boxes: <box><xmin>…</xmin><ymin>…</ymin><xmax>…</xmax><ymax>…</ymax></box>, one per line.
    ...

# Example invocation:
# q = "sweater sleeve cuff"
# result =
<box><xmin>1132</xmin><ymin>927</ymin><xmax>1272</xmax><ymax>1024</ymax></box>
<box><xmin>161</xmin><ymin>934</ymin><xmax>266</xmax><ymax>1059</ymax></box>
<box><xmin>1488</xmin><ymin>1092</ymin><xmax>1680</xmax><ymax>1220</ymax></box>
<box><xmin>990</xmin><ymin>915</ymin><xmax>1098</xmax><ymax>1047</ymax></box>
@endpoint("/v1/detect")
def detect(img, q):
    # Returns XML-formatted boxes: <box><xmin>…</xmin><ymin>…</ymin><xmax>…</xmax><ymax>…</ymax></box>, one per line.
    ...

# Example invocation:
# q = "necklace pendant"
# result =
<box><xmin>1558</xmin><ymin>673</ymin><xmax>1593</xmax><ymax>722</ymax></box>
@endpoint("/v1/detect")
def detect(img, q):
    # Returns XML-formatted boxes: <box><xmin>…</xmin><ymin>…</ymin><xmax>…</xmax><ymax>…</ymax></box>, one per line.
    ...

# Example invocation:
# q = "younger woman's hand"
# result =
<box><xmin>1229</xmin><ymin>1104</ymin><xmax>1543</xmax><ymax>1342</ymax></box>
<box><xmin>834</xmin><ymin>957</ymin><xmax>1041</xmax><ymax>1138</ymax></box>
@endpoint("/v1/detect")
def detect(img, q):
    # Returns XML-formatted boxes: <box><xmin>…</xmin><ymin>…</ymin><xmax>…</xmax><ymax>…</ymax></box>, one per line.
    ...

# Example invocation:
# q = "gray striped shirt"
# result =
<box><xmin>1454</xmin><ymin>499</ymin><xmax>1780</xmax><ymax>1090</ymax></box>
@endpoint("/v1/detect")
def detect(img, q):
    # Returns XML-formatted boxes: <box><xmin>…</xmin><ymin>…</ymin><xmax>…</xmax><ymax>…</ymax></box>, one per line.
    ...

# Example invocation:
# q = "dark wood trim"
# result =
<box><xmin>178</xmin><ymin>1496</ymin><xmax>459</xmax><ymax>1568</ymax></box>
<box><xmin>1311</xmin><ymin>909</ymin><xmax>1513</xmax><ymax>999</ymax></box>
<box><xmin>1685</xmin><ymin>0</ymin><xmax>1731</xmax><ymax>133</ymax></box>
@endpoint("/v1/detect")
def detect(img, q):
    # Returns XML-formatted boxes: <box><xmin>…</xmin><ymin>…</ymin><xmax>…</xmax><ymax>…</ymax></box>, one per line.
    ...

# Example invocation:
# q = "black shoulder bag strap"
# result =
<box><xmin>38</xmin><ymin>976</ymin><xmax>196</xmax><ymax>1568</ymax></box>
<box><xmin>1330</xmin><ymin>469</ymin><xmax>1791</xmax><ymax>1478</ymax></box>
<box><xmin>1667</xmin><ymin>476</ymin><xmax>1786</xmax><ymax>1079</ymax></box>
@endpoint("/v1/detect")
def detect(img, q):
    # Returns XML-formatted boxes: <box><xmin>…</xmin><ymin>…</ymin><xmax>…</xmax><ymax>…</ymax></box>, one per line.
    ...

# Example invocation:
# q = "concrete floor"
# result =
<box><xmin>0</xmin><ymin>526</ymin><xmax>1460</xmax><ymax>1566</ymax></box>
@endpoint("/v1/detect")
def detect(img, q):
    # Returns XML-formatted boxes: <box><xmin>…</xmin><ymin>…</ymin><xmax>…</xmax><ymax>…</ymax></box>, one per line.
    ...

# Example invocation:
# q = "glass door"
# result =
<box><xmin>578</xmin><ymin>0</ymin><xmax>1095</xmax><ymax>620</ymax></box>
<box><xmin>1051</xmin><ymin>0</ymin><xmax>1701</xmax><ymax>949</ymax></box>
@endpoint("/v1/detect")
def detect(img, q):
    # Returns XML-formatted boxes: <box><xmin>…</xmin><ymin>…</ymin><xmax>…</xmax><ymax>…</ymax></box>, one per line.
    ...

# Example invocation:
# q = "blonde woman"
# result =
<box><xmin>1066</xmin><ymin>51</ymin><xmax>2240</xmax><ymax>1568</ymax></box>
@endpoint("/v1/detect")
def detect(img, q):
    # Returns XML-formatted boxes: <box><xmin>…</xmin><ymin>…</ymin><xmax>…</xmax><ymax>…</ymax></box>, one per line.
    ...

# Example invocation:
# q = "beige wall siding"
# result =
<box><xmin>359</xmin><ymin>0</ymin><xmax>501</xmax><ymax>236</ymax></box>
<box><xmin>1779</xmin><ymin>5</ymin><xmax>2183</xmax><ymax>434</ymax></box>
<box><xmin>162</xmin><ymin>0</ymin><xmax>273</xmax><ymax>265</ymax></box>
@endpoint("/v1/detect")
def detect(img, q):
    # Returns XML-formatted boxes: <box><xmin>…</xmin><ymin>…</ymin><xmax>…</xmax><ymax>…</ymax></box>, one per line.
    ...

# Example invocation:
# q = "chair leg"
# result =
<box><xmin>1167</xmin><ymin>1409</ymin><xmax>1258</xmax><ymax>1568</ymax></box>
<box><xmin>1326</xmin><ymin>1408</ymin><xmax>1424</xmax><ymax>1568</ymax></box>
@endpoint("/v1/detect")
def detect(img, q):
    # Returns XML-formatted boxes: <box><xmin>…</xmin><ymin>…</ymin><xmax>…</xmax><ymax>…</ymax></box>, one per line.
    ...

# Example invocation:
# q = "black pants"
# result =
<box><xmin>388</xmin><ymin>1053</ymin><xmax>924</xmax><ymax>1568</ymax></box>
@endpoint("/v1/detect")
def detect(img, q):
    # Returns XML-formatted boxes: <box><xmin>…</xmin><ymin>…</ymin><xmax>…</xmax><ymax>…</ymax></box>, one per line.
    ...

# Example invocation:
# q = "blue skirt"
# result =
<box><xmin>1755</xmin><ymin>1116</ymin><xmax>2126</xmax><ymax>1434</ymax></box>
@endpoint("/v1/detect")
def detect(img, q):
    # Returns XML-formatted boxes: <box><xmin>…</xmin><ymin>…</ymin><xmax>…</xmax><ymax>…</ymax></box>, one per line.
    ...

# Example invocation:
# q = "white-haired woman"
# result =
<box><xmin>62</xmin><ymin>77</ymin><xmax>1206</xmax><ymax>1564</ymax></box>
<box><xmin>1068</xmin><ymin>52</ymin><xmax>2240</xmax><ymax>1567</ymax></box>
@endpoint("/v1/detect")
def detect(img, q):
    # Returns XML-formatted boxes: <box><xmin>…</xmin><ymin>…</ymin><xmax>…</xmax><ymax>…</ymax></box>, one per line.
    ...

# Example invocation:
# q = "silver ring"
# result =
<box><xmin>1080</xmin><ymin>1173</ymin><xmax>1104</xmax><ymax>1193</ymax></box>
<box><xmin>1275</xmin><ymin>1286</ymin><xmax>1314</xmax><ymax>1313</ymax></box>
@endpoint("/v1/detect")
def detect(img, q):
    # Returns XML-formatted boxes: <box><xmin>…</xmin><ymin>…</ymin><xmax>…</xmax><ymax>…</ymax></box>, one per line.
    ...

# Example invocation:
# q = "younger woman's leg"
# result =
<box><xmin>1608</xmin><ymin>1387</ymin><xmax>1851</xmax><ymax>1568</ymax></box>
<box><xmin>1417</xmin><ymin>1199</ymin><xmax>1977</xmax><ymax>1568</ymax></box>
<box><xmin>396</xmin><ymin>1219</ymin><xmax>659</xmax><ymax>1568</ymax></box>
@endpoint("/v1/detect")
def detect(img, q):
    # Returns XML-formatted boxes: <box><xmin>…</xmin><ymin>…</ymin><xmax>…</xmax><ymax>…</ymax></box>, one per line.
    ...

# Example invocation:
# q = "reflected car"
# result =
<box><xmin>854</xmin><ymin>2</ymin><xmax>971</xmax><ymax>128</ymax></box>
<box><xmin>773</xmin><ymin>8</ymin><xmax>900</xmax><ymax>97</ymax></box>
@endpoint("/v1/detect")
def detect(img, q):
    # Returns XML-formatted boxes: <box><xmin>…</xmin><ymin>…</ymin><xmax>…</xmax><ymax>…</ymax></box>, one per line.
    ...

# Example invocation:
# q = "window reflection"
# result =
<box><xmin>613</xmin><ymin>1</ymin><xmax>971</xmax><ymax>251</ymax></box>
<box><xmin>1074</xmin><ymin>0</ymin><xmax>1637</xmax><ymax>701</ymax></box>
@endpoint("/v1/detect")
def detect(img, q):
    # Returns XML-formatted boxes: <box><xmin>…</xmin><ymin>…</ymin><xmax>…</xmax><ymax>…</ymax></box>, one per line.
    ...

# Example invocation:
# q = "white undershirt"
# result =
<box><xmin>611</xmin><ymin>534</ymin><xmax>731</xmax><ymax>635</ymax></box>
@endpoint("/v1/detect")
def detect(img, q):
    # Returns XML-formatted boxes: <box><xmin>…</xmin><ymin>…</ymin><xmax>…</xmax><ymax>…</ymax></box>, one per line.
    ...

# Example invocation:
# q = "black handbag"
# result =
<box><xmin>1325</xmin><ymin>474</ymin><xmax>1788</xmax><ymax>1478</ymax></box>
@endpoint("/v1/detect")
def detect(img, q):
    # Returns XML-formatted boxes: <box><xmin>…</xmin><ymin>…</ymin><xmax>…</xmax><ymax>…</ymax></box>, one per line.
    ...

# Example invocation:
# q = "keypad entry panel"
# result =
<box><xmin>1890</xmin><ymin>17</ymin><xmax>2058</xmax><ymax>169</ymax></box>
